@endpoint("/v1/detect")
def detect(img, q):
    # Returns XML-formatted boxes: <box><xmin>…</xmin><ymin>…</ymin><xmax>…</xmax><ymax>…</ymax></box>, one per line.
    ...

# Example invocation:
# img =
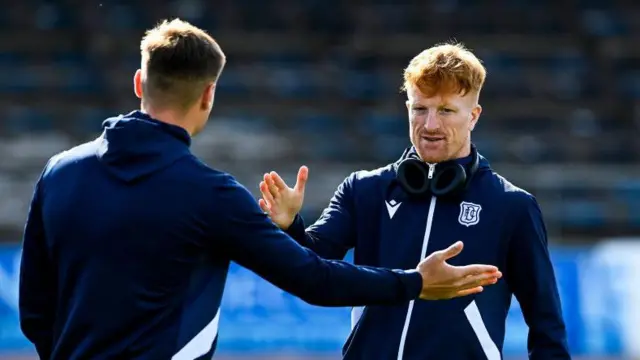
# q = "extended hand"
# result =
<box><xmin>417</xmin><ymin>241</ymin><xmax>502</xmax><ymax>300</ymax></box>
<box><xmin>259</xmin><ymin>166</ymin><xmax>308</xmax><ymax>230</ymax></box>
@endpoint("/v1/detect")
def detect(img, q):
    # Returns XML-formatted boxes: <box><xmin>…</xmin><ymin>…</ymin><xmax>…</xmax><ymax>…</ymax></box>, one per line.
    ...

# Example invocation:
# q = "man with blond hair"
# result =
<box><xmin>18</xmin><ymin>21</ymin><xmax>503</xmax><ymax>360</ymax></box>
<box><xmin>259</xmin><ymin>42</ymin><xmax>570</xmax><ymax>359</ymax></box>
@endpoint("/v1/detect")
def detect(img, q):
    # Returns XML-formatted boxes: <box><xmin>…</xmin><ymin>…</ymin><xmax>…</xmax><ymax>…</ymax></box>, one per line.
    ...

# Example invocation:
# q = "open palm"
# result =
<box><xmin>259</xmin><ymin>166</ymin><xmax>308</xmax><ymax>230</ymax></box>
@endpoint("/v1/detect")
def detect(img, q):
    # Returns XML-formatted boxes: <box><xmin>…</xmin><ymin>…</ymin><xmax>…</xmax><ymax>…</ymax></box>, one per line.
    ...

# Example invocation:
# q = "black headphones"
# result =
<box><xmin>396</xmin><ymin>145</ymin><xmax>480</xmax><ymax>199</ymax></box>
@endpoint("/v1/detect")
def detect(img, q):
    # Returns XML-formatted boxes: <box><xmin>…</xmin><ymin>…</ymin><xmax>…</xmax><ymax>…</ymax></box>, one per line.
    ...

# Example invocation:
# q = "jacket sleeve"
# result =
<box><xmin>19</xmin><ymin>175</ymin><xmax>56</xmax><ymax>359</ymax></box>
<box><xmin>284</xmin><ymin>173</ymin><xmax>357</xmax><ymax>260</ymax></box>
<box><xmin>213</xmin><ymin>176</ymin><xmax>422</xmax><ymax>307</ymax></box>
<box><xmin>506</xmin><ymin>193</ymin><xmax>571</xmax><ymax>359</ymax></box>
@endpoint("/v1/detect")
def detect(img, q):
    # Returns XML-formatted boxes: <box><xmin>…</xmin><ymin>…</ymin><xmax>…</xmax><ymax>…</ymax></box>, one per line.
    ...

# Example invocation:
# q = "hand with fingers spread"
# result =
<box><xmin>417</xmin><ymin>241</ymin><xmax>502</xmax><ymax>300</ymax></box>
<box><xmin>259</xmin><ymin>166</ymin><xmax>308</xmax><ymax>230</ymax></box>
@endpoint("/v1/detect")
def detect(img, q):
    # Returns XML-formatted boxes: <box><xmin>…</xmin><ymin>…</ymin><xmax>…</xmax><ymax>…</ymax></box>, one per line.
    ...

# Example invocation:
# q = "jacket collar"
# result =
<box><xmin>392</xmin><ymin>143</ymin><xmax>488</xmax><ymax>174</ymax></box>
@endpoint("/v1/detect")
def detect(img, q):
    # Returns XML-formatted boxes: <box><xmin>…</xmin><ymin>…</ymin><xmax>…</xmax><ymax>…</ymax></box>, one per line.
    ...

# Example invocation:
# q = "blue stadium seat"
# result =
<box><xmin>614</xmin><ymin>180</ymin><xmax>640</xmax><ymax>224</ymax></box>
<box><xmin>239</xmin><ymin>2</ymin><xmax>279</xmax><ymax>31</ymax></box>
<box><xmin>558</xmin><ymin>200</ymin><xmax>606</xmax><ymax>227</ymax></box>
<box><xmin>577</xmin><ymin>0</ymin><xmax>615</xmax><ymax>9</ymax></box>
<box><xmin>5</xmin><ymin>107</ymin><xmax>54</xmax><ymax>134</ymax></box>
<box><xmin>357</xmin><ymin>111</ymin><xmax>405</xmax><ymax>137</ymax></box>
<box><xmin>63</xmin><ymin>63</ymin><xmax>95</xmax><ymax>93</ymax></box>
<box><xmin>613</xmin><ymin>180</ymin><xmax>640</xmax><ymax>202</ymax></box>
<box><xmin>303</xmin><ymin>136</ymin><xmax>354</xmax><ymax>161</ymax></box>
<box><xmin>560</xmin><ymin>186</ymin><xmax>594</xmax><ymax>199</ymax></box>
<box><xmin>618</xmin><ymin>71</ymin><xmax>640</xmax><ymax>99</ymax></box>
<box><xmin>217</xmin><ymin>68</ymin><xmax>251</xmax><ymax>96</ymax></box>
<box><xmin>470</xmin><ymin>134</ymin><xmax>500</xmax><ymax>161</ymax></box>
<box><xmin>221</xmin><ymin>114</ymin><xmax>273</xmax><ymax>133</ymax></box>
<box><xmin>72</xmin><ymin>108</ymin><xmax>112</xmax><ymax>136</ymax></box>
<box><xmin>292</xmin><ymin>112</ymin><xmax>352</xmax><ymax>160</ymax></box>
<box><xmin>265</xmin><ymin>66</ymin><xmax>320</xmax><ymax>99</ymax></box>
<box><xmin>0</xmin><ymin>65</ymin><xmax>36</xmax><ymax>93</ymax></box>
<box><xmin>479</xmin><ymin>52</ymin><xmax>530</xmax><ymax>97</ymax></box>
<box><xmin>294</xmin><ymin>112</ymin><xmax>346</xmax><ymax>135</ymax></box>
<box><xmin>0</xmin><ymin>54</ymin><xmax>21</xmax><ymax>68</ymax></box>
<box><xmin>261</xmin><ymin>52</ymin><xmax>314</xmax><ymax>65</ymax></box>
<box><xmin>0</xmin><ymin>7</ymin><xmax>7</xmax><ymax>29</ymax></box>
<box><xmin>369</xmin><ymin>135</ymin><xmax>410</xmax><ymax>162</ymax></box>
<box><xmin>581</xmin><ymin>9</ymin><xmax>627</xmax><ymax>36</ymax></box>
<box><xmin>502</xmin><ymin>117</ymin><xmax>555</xmax><ymax>133</ymax></box>
<box><xmin>103</xmin><ymin>4</ymin><xmax>138</xmax><ymax>30</ymax></box>
<box><xmin>33</xmin><ymin>2</ymin><xmax>70</xmax><ymax>30</ymax></box>
<box><xmin>340</xmin><ymin>70</ymin><xmax>387</xmax><ymax>100</ymax></box>
<box><xmin>51</xmin><ymin>52</ymin><xmax>87</xmax><ymax>66</ymax></box>
<box><xmin>548</xmin><ymin>51</ymin><xmax>588</xmax><ymax>73</ymax></box>
<box><xmin>377</xmin><ymin>5</ymin><xmax>413</xmax><ymax>32</ymax></box>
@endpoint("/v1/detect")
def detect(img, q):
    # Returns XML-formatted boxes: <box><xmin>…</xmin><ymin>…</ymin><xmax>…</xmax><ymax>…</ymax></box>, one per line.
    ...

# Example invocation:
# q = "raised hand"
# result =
<box><xmin>259</xmin><ymin>166</ymin><xmax>308</xmax><ymax>230</ymax></box>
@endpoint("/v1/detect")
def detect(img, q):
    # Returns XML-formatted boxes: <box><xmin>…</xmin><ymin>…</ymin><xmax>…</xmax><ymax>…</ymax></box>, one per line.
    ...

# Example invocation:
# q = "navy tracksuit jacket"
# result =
<box><xmin>18</xmin><ymin>111</ymin><xmax>424</xmax><ymax>360</ymax></box>
<box><xmin>285</xmin><ymin>149</ymin><xmax>571</xmax><ymax>360</ymax></box>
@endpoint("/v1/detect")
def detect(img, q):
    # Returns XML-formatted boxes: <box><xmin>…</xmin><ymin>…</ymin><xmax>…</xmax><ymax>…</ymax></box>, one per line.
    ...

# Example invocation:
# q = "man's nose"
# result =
<box><xmin>423</xmin><ymin>111</ymin><xmax>439</xmax><ymax>130</ymax></box>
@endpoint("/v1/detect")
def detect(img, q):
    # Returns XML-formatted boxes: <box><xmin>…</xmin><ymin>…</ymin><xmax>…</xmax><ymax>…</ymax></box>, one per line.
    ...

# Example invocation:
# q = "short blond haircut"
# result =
<box><xmin>402</xmin><ymin>42</ymin><xmax>486</xmax><ymax>98</ymax></box>
<box><xmin>140</xmin><ymin>19</ymin><xmax>226</xmax><ymax>111</ymax></box>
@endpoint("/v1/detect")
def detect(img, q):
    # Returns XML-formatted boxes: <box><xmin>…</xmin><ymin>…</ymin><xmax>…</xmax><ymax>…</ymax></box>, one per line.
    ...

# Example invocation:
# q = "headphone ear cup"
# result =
<box><xmin>430</xmin><ymin>164</ymin><xmax>467</xmax><ymax>197</ymax></box>
<box><xmin>397</xmin><ymin>158</ymin><xmax>431</xmax><ymax>197</ymax></box>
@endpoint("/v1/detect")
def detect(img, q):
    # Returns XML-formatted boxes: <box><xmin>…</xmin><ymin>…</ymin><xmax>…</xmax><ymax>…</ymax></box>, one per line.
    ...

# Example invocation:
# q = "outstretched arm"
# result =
<box><xmin>214</xmin><ymin>175</ymin><xmax>500</xmax><ymax>306</ymax></box>
<box><xmin>217</xmin><ymin>176</ymin><xmax>419</xmax><ymax>306</ymax></box>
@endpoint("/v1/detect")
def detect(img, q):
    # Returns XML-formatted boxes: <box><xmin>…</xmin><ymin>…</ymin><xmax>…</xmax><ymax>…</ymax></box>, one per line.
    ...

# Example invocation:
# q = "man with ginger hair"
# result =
<box><xmin>259</xmin><ymin>42</ymin><xmax>571</xmax><ymax>359</ymax></box>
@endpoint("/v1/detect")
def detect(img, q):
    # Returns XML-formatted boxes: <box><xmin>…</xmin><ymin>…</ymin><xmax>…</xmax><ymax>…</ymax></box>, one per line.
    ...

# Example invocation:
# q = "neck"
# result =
<box><xmin>141</xmin><ymin>105</ymin><xmax>194</xmax><ymax>136</ymax></box>
<box><xmin>454</xmin><ymin>142</ymin><xmax>472</xmax><ymax>160</ymax></box>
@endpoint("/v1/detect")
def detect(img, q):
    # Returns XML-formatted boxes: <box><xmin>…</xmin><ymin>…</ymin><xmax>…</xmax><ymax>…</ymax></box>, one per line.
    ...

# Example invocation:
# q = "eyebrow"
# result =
<box><xmin>410</xmin><ymin>103</ymin><xmax>456</xmax><ymax>109</ymax></box>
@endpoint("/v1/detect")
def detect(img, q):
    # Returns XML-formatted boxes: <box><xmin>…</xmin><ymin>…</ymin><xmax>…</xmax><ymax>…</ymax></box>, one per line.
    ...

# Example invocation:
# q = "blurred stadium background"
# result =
<box><xmin>1</xmin><ymin>0</ymin><xmax>640</xmax><ymax>359</ymax></box>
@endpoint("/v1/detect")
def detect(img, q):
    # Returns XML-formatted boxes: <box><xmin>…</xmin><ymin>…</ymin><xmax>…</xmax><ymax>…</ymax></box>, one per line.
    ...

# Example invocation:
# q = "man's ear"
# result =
<box><xmin>469</xmin><ymin>104</ymin><xmax>482</xmax><ymax>131</ymax></box>
<box><xmin>133</xmin><ymin>69</ymin><xmax>143</xmax><ymax>99</ymax></box>
<box><xmin>201</xmin><ymin>83</ymin><xmax>216</xmax><ymax>111</ymax></box>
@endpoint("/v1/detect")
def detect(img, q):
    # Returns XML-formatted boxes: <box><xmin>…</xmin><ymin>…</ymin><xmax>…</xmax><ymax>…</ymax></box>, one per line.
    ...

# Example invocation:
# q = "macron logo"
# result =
<box><xmin>385</xmin><ymin>199</ymin><xmax>401</xmax><ymax>219</ymax></box>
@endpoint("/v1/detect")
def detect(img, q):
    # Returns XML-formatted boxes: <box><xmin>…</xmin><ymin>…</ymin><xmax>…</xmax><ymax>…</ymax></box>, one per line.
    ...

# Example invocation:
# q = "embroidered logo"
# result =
<box><xmin>385</xmin><ymin>200</ymin><xmax>402</xmax><ymax>219</ymax></box>
<box><xmin>458</xmin><ymin>201</ymin><xmax>482</xmax><ymax>227</ymax></box>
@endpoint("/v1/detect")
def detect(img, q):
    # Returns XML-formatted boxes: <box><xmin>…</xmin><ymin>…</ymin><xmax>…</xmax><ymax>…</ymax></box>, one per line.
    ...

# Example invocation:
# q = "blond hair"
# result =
<box><xmin>140</xmin><ymin>19</ymin><xmax>226</xmax><ymax>110</ymax></box>
<box><xmin>402</xmin><ymin>42</ymin><xmax>486</xmax><ymax>98</ymax></box>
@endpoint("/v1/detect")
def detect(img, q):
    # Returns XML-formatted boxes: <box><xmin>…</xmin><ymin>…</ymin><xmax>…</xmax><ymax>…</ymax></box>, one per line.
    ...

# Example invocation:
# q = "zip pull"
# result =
<box><xmin>427</xmin><ymin>163</ymin><xmax>436</xmax><ymax>179</ymax></box>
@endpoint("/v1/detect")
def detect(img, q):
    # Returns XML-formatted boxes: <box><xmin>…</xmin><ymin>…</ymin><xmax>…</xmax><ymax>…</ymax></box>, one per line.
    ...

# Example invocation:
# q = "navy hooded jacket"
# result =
<box><xmin>285</xmin><ymin>148</ymin><xmax>571</xmax><ymax>360</ymax></box>
<box><xmin>18</xmin><ymin>111</ymin><xmax>424</xmax><ymax>360</ymax></box>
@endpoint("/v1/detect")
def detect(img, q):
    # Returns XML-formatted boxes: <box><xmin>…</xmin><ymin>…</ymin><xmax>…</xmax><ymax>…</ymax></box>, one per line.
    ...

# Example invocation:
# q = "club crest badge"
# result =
<box><xmin>458</xmin><ymin>201</ymin><xmax>482</xmax><ymax>227</ymax></box>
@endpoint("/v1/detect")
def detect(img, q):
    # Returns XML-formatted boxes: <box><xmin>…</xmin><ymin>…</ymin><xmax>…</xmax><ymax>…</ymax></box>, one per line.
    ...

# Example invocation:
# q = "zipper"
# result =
<box><xmin>396</xmin><ymin>194</ymin><xmax>437</xmax><ymax>360</ymax></box>
<box><xmin>427</xmin><ymin>163</ymin><xmax>436</xmax><ymax>179</ymax></box>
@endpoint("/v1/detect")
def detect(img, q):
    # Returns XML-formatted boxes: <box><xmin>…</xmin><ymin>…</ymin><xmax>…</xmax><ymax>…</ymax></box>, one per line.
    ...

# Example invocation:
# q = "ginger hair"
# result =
<box><xmin>402</xmin><ymin>42</ymin><xmax>486</xmax><ymax>98</ymax></box>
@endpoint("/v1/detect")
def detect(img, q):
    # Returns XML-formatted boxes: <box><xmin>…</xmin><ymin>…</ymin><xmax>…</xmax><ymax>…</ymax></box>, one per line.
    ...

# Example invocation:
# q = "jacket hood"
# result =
<box><xmin>96</xmin><ymin>110</ymin><xmax>192</xmax><ymax>182</ymax></box>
